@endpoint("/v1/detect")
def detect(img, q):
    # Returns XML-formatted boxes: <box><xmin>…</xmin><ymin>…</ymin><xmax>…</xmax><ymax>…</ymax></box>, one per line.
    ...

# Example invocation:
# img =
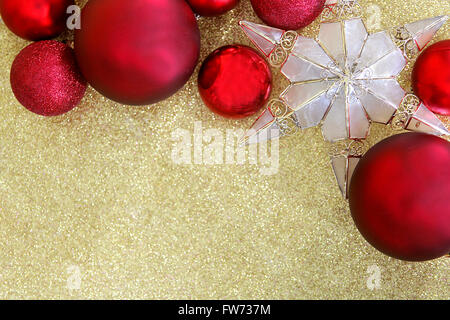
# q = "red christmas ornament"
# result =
<box><xmin>250</xmin><ymin>0</ymin><xmax>325</xmax><ymax>30</ymax></box>
<box><xmin>349</xmin><ymin>133</ymin><xmax>450</xmax><ymax>261</ymax></box>
<box><xmin>74</xmin><ymin>0</ymin><xmax>200</xmax><ymax>105</ymax></box>
<box><xmin>198</xmin><ymin>45</ymin><xmax>272</xmax><ymax>119</ymax></box>
<box><xmin>187</xmin><ymin>0</ymin><xmax>239</xmax><ymax>16</ymax></box>
<box><xmin>10</xmin><ymin>40</ymin><xmax>87</xmax><ymax>116</ymax></box>
<box><xmin>0</xmin><ymin>0</ymin><xmax>73</xmax><ymax>41</ymax></box>
<box><xmin>412</xmin><ymin>40</ymin><xmax>450</xmax><ymax>116</ymax></box>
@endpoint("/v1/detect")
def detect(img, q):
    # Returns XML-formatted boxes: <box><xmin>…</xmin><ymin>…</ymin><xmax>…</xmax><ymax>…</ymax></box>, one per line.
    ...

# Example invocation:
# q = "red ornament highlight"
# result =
<box><xmin>0</xmin><ymin>0</ymin><xmax>73</xmax><ymax>41</ymax></box>
<box><xmin>198</xmin><ymin>45</ymin><xmax>272</xmax><ymax>119</ymax></box>
<box><xmin>412</xmin><ymin>40</ymin><xmax>450</xmax><ymax>116</ymax></box>
<box><xmin>187</xmin><ymin>0</ymin><xmax>239</xmax><ymax>16</ymax></box>
<box><xmin>74</xmin><ymin>0</ymin><xmax>200</xmax><ymax>105</ymax></box>
<box><xmin>250</xmin><ymin>0</ymin><xmax>325</xmax><ymax>30</ymax></box>
<box><xmin>349</xmin><ymin>133</ymin><xmax>450</xmax><ymax>261</ymax></box>
<box><xmin>10</xmin><ymin>40</ymin><xmax>87</xmax><ymax>116</ymax></box>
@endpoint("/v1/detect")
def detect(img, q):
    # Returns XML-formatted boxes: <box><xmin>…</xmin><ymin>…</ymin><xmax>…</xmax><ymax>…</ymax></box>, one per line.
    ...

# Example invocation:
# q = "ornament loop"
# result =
<box><xmin>390</xmin><ymin>94</ymin><xmax>421</xmax><ymax>130</ymax></box>
<box><xmin>390</xmin><ymin>26</ymin><xmax>418</xmax><ymax>60</ymax></box>
<box><xmin>268</xmin><ymin>99</ymin><xmax>289</xmax><ymax>118</ymax></box>
<box><xmin>269</xmin><ymin>31</ymin><xmax>298</xmax><ymax>67</ymax></box>
<box><xmin>329</xmin><ymin>139</ymin><xmax>367</xmax><ymax>158</ymax></box>
<box><xmin>280</xmin><ymin>31</ymin><xmax>298</xmax><ymax>51</ymax></box>
<box><xmin>269</xmin><ymin>46</ymin><xmax>287</xmax><ymax>67</ymax></box>
<box><xmin>321</xmin><ymin>0</ymin><xmax>362</xmax><ymax>22</ymax></box>
<box><xmin>348</xmin><ymin>139</ymin><xmax>367</xmax><ymax>157</ymax></box>
<box><xmin>401</xmin><ymin>94</ymin><xmax>421</xmax><ymax>114</ymax></box>
<box><xmin>390</xmin><ymin>112</ymin><xmax>410</xmax><ymax>131</ymax></box>
<box><xmin>276</xmin><ymin>116</ymin><xmax>299</xmax><ymax>136</ymax></box>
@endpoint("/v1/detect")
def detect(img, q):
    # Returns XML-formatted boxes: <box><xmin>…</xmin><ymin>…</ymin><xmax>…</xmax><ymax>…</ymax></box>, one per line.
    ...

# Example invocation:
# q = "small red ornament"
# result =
<box><xmin>0</xmin><ymin>0</ymin><xmax>73</xmax><ymax>41</ymax></box>
<box><xmin>412</xmin><ymin>40</ymin><xmax>450</xmax><ymax>116</ymax></box>
<box><xmin>10</xmin><ymin>40</ymin><xmax>87</xmax><ymax>116</ymax></box>
<box><xmin>250</xmin><ymin>0</ymin><xmax>325</xmax><ymax>30</ymax></box>
<box><xmin>187</xmin><ymin>0</ymin><xmax>239</xmax><ymax>16</ymax></box>
<box><xmin>74</xmin><ymin>0</ymin><xmax>200</xmax><ymax>105</ymax></box>
<box><xmin>349</xmin><ymin>133</ymin><xmax>450</xmax><ymax>261</ymax></box>
<box><xmin>198</xmin><ymin>45</ymin><xmax>272</xmax><ymax>119</ymax></box>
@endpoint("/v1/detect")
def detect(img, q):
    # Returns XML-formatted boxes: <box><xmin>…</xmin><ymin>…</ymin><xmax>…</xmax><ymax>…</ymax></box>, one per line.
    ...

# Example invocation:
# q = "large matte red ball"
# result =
<box><xmin>198</xmin><ymin>45</ymin><xmax>272</xmax><ymax>119</ymax></box>
<box><xmin>0</xmin><ymin>0</ymin><xmax>73</xmax><ymax>41</ymax></box>
<box><xmin>250</xmin><ymin>0</ymin><xmax>325</xmax><ymax>30</ymax></box>
<box><xmin>10</xmin><ymin>41</ymin><xmax>87</xmax><ymax>116</ymax></box>
<box><xmin>412</xmin><ymin>40</ymin><xmax>450</xmax><ymax>116</ymax></box>
<box><xmin>187</xmin><ymin>0</ymin><xmax>239</xmax><ymax>16</ymax></box>
<box><xmin>349</xmin><ymin>133</ymin><xmax>450</xmax><ymax>261</ymax></box>
<box><xmin>74</xmin><ymin>0</ymin><xmax>200</xmax><ymax>105</ymax></box>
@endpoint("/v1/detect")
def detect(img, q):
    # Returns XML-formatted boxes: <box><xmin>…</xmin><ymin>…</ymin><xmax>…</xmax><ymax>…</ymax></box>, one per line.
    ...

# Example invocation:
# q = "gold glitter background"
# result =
<box><xmin>0</xmin><ymin>0</ymin><xmax>449</xmax><ymax>299</ymax></box>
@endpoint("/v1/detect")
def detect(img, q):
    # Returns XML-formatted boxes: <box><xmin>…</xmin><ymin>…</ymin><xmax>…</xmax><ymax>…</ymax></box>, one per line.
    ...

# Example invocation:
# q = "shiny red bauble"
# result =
<box><xmin>10</xmin><ymin>41</ymin><xmax>87</xmax><ymax>116</ymax></box>
<box><xmin>198</xmin><ymin>45</ymin><xmax>272</xmax><ymax>119</ymax></box>
<box><xmin>250</xmin><ymin>0</ymin><xmax>325</xmax><ymax>30</ymax></box>
<box><xmin>187</xmin><ymin>0</ymin><xmax>239</xmax><ymax>16</ymax></box>
<box><xmin>349</xmin><ymin>133</ymin><xmax>450</xmax><ymax>261</ymax></box>
<box><xmin>0</xmin><ymin>0</ymin><xmax>73</xmax><ymax>41</ymax></box>
<box><xmin>74</xmin><ymin>0</ymin><xmax>200</xmax><ymax>105</ymax></box>
<box><xmin>412</xmin><ymin>40</ymin><xmax>450</xmax><ymax>116</ymax></box>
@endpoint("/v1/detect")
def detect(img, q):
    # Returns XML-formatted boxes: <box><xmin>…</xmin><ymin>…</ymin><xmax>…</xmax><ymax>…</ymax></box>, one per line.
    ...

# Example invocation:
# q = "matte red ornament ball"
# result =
<box><xmin>349</xmin><ymin>133</ymin><xmax>450</xmax><ymax>261</ymax></box>
<box><xmin>187</xmin><ymin>0</ymin><xmax>239</xmax><ymax>16</ymax></box>
<box><xmin>10</xmin><ymin>40</ymin><xmax>87</xmax><ymax>116</ymax></box>
<box><xmin>250</xmin><ymin>0</ymin><xmax>325</xmax><ymax>30</ymax></box>
<box><xmin>198</xmin><ymin>45</ymin><xmax>272</xmax><ymax>119</ymax></box>
<box><xmin>412</xmin><ymin>40</ymin><xmax>450</xmax><ymax>116</ymax></box>
<box><xmin>74</xmin><ymin>0</ymin><xmax>200</xmax><ymax>105</ymax></box>
<box><xmin>0</xmin><ymin>0</ymin><xmax>73</xmax><ymax>41</ymax></box>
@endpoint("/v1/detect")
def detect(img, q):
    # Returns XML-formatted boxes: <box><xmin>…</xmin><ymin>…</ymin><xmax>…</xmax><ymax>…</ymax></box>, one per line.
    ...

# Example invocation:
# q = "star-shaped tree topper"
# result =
<box><xmin>239</xmin><ymin>3</ymin><xmax>448</xmax><ymax>197</ymax></box>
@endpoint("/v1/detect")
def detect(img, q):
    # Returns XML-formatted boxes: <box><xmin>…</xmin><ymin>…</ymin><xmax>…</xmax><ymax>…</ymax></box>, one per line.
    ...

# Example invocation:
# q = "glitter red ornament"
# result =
<box><xmin>187</xmin><ymin>0</ymin><xmax>239</xmax><ymax>16</ymax></box>
<box><xmin>10</xmin><ymin>40</ymin><xmax>87</xmax><ymax>116</ymax></box>
<box><xmin>412</xmin><ymin>39</ymin><xmax>450</xmax><ymax>116</ymax></box>
<box><xmin>349</xmin><ymin>133</ymin><xmax>450</xmax><ymax>261</ymax></box>
<box><xmin>250</xmin><ymin>0</ymin><xmax>325</xmax><ymax>30</ymax></box>
<box><xmin>198</xmin><ymin>45</ymin><xmax>272</xmax><ymax>119</ymax></box>
<box><xmin>0</xmin><ymin>0</ymin><xmax>73</xmax><ymax>41</ymax></box>
<box><xmin>74</xmin><ymin>0</ymin><xmax>200</xmax><ymax>105</ymax></box>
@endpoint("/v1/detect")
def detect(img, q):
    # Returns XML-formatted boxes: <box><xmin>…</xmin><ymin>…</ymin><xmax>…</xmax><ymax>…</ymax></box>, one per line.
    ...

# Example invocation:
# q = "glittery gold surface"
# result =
<box><xmin>0</xmin><ymin>0</ymin><xmax>449</xmax><ymax>299</ymax></box>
